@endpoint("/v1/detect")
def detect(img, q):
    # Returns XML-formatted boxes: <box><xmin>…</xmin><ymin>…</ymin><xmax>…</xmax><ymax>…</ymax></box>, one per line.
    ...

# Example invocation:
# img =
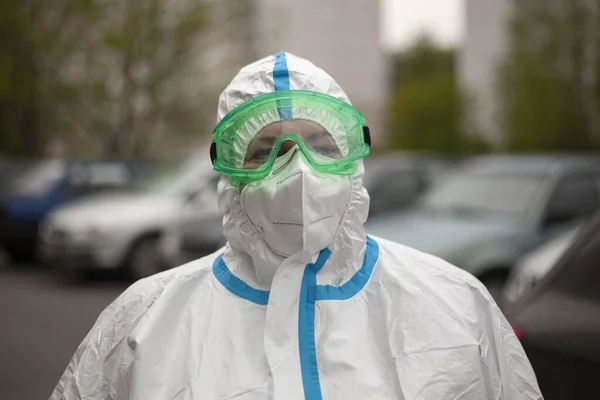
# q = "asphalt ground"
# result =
<box><xmin>0</xmin><ymin>266</ymin><xmax>127</xmax><ymax>400</ymax></box>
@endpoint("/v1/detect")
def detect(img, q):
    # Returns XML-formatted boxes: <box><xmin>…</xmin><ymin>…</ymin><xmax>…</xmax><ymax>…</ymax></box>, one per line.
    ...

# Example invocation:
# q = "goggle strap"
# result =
<box><xmin>210</xmin><ymin>142</ymin><xmax>217</xmax><ymax>165</ymax></box>
<box><xmin>363</xmin><ymin>126</ymin><xmax>372</xmax><ymax>147</ymax></box>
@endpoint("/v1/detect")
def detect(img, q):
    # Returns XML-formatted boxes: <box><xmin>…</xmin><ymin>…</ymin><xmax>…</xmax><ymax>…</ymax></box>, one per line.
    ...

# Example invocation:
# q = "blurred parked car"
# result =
<box><xmin>363</xmin><ymin>153</ymin><xmax>456</xmax><ymax>218</ymax></box>
<box><xmin>503</xmin><ymin>223</ymin><xmax>581</xmax><ymax>306</ymax></box>
<box><xmin>159</xmin><ymin>190</ymin><xmax>224</xmax><ymax>268</ymax></box>
<box><xmin>506</xmin><ymin>211</ymin><xmax>600</xmax><ymax>400</ymax></box>
<box><xmin>366</xmin><ymin>154</ymin><xmax>600</xmax><ymax>298</ymax></box>
<box><xmin>0</xmin><ymin>159</ymin><xmax>152</xmax><ymax>262</ymax></box>
<box><xmin>39</xmin><ymin>155</ymin><xmax>219</xmax><ymax>280</ymax></box>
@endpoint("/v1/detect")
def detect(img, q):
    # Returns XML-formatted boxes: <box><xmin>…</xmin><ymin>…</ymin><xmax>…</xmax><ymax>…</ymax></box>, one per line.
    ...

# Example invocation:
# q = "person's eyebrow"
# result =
<box><xmin>250</xmin><ymin>135</ymin><xmax>278</xmax><ymax>145</ymax></box>
<box><xmin>306</xmin><ymin>131</ymin><xmax>334</xmax><ymax>142</ymax></box>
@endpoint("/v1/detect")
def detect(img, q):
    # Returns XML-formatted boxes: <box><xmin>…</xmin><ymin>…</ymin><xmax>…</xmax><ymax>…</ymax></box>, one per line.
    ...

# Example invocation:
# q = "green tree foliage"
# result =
<box><xmin>387</xmin><ymin>34</ymin><xmax>488</xmax><ymax>154</ymax></box>
<box><xmin>0</xmin><ymin>1</ymin><xmax>43</xmax><ymax>156</ymax></box>
<box><xmin>500</xmin><ymin>0</ymin><xmax>600</xmax><ymax>151</ymax></box>
<box><xmin>49</xmin><ymin>0</ymin><xmax>211</xmax><ymax>158</ymax></box>
<box><xmin>0</xmin><ymin>0</ymin><xmax>224</xmax><ymax>158</ymax></box>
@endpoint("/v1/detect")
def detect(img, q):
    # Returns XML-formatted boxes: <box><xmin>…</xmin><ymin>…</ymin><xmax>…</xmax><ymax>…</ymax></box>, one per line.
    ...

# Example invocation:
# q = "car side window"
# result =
<box><xmin>184</xmin><ymin>175</ymin><xmax>220</xmax><ymax>205</ymax></box>
<box><xmin>66</xmin><ymin>163</ymin><xmax>131</xmax><ymax>196</ymax></box>
<box><xmin>544</xmin><ymin>173</ymin><xmax>600</xmax><ymax>228</ymax></box>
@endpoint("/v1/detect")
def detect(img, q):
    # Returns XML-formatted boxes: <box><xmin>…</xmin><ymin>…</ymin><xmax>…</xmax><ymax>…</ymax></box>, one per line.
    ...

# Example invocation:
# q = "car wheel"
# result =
<box><xmin>127</xmin><ymin>236</ymin><xmax>165</xmax><ymax>280</ymax></box>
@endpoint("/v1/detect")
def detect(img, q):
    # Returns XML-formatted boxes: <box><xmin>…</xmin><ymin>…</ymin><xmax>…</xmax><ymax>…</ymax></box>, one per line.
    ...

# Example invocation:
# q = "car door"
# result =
<box><xmin>507</xmin><ymin>213</ymin><xmax>600</xmax><ymax>399</ymax></box>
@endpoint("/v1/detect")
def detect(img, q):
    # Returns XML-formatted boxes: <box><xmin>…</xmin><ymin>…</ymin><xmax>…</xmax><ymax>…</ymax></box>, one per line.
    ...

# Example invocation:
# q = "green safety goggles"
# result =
<box><xmin>210</xmin><ymin>90</ymin><xmax>371</xmax><ymax>186</ymax></box>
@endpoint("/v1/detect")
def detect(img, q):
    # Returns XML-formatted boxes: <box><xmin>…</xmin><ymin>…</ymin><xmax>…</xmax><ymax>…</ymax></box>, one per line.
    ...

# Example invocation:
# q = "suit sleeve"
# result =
<box><xmin>472</xmin><ymin>284</ymin><xmax>544</xmax><ymax>400</ymax></box>
<box><xmin>49</xmin><ymin>279</ymin><xmax>160</xmax><ymax>400</ymax></box>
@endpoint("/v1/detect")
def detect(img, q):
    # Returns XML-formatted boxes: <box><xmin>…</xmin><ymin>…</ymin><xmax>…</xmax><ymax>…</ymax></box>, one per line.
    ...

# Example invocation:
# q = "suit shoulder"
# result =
<box><xmin>370</xmin><ymin>235</ymin><xmax>493</xmax><ymax>310</ymax></box>
<box><xmin>117</xmin><ymin>250</ymin><xmax>221</xmax><ymax>311</ymax></box>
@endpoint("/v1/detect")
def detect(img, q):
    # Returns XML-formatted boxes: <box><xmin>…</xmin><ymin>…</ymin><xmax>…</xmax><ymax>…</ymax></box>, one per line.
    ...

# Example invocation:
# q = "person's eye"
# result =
<box><xmin>248</xmin><ymin>148</ymin><xmax>272</xmax><ymax>162</ymax></box>
<box><xmin>314</xmin><ymin>146</ymin><xmax>341</xmax><ymax>158</ymax></box>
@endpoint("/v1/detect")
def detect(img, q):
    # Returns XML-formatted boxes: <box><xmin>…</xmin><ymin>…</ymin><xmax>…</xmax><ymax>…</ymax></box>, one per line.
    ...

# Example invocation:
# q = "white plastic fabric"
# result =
<box><xmin>50</xmin><ymin>52</ymin><xmax>542</xmax><ymax>400</ymax></box>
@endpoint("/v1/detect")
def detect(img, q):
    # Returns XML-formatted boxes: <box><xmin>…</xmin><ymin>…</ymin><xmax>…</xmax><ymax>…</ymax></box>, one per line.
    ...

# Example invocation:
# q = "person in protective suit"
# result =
<box><xmin>50</xmin><ymin>52</ymin><xmax>543</xmax><ymax>400</ymax></box>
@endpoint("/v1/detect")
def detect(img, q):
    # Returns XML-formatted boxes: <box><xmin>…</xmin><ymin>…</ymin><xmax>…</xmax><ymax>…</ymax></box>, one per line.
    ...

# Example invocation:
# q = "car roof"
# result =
<box><xmin>363</xmin><ymin>153</ymin><xmax>455</xmax><ymax>183</ymax></box>
<box><xmin>462</xmin><ymin>154</ymin><xmax>600</xmax><ymax>176</ymax></box>
<box><xmin>365</xmin><ymin>152</ymin><xmax>457</xmax><ymax>169</ymax></box>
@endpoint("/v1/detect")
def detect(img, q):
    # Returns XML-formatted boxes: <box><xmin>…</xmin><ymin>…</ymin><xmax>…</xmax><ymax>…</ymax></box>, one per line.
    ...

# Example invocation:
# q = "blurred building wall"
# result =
<box><xmin>195</xmin><ymin>1</ymin><xmax>256</xmax><ymax>119</ymax></box>
<box><xmin>250</xmin><ymin>0</ymin><xmax>390</xmax><ymax>145</ymax></box>
<box><xmin>167</xmin><ymin>0</ymin><xmax>258</xmax><ymax>156</ymax></box>
<box><xmin>458</xmin><ymin>0</ymin><xmax>514</xmax><ymax>146</ymax></box>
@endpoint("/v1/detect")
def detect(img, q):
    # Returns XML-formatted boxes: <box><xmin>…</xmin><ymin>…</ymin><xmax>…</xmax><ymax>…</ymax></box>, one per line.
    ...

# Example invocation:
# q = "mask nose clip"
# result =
<box><xmin>271</xmin><ymin>145</ymin><xmax>303</xmax><ymax>177</ymax></box>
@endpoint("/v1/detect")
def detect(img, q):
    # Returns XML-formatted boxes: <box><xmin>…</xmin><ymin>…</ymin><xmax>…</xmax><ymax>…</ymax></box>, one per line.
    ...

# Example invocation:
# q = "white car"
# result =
<box><xmin>503</xmin><ymin>224</ymin><xmax>581</xmax><ymax>306</ymax></box>
<box><xmin>38</xmin><ymin>155</ymin><xmax>220</xmax><ymax>279</ymax></box>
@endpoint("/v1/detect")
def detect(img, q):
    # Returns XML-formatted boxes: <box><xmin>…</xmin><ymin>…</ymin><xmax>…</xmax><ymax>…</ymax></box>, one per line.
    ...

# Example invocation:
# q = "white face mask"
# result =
<box><xmin>239</xmin><ymin>148</ymin><xmax>351</xmax><ymax>257</ymax></box>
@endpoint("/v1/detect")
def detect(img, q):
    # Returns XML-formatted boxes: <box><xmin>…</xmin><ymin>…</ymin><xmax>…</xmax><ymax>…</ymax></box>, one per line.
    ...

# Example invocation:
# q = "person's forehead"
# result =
<box><xmin>258</xmin><ymin>119</ymin><xmax>328</xmax><ymax>136</ymax></box>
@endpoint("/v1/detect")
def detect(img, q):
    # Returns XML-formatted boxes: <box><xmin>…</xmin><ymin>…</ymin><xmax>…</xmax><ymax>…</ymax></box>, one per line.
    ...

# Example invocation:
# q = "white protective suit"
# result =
<box><xmin>50</xmin><ymin>53</ymin><xmax>543</xmax><ymax>400</ymax></box>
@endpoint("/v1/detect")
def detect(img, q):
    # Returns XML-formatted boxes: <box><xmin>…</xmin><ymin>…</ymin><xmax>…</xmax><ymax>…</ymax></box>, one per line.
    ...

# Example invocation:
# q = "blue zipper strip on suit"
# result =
<box><xmin>213</xmin><ymin>235</ymin><xmax>380</xmax><ymax>399</ymax></box>
<box><xmin>298</xmin><ymin>248</ymin><xmax>331</xmax><ymax>400</ymax></box>
<box><xmin>298</xmin><ymin>237</ymin><xmax>380</xmax><ymax>399</ymax></box>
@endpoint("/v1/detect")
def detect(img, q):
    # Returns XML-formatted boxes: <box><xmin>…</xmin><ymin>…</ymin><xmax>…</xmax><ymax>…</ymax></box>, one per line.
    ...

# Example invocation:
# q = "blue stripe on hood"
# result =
<box><xmin>273</xmin><ymin>52</ymin><xmax>292</xmax><ymax>119</ymax></box>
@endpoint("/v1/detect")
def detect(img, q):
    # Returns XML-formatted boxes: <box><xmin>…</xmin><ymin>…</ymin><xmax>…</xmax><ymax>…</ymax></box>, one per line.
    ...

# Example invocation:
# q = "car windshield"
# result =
<box><xmin>9</xmin><ymin>160</ymin><xmax>66</xmax><ymax>196</ymax></box>
<box><xmin>420</xmin><ymin>172</ymin><xmax>544</xmax><ymax>217</ymax></box>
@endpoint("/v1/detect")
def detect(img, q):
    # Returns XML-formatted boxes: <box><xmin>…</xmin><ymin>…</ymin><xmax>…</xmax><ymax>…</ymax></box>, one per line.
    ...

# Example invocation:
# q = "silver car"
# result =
<box><xmin>39</xmin><ymin>154</ymin><xmax>220</xmax><ymax>279</ymax></box>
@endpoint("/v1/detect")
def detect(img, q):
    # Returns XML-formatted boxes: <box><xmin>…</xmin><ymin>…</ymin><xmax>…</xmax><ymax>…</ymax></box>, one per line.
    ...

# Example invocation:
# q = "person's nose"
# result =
<box><xmin>277</xmin><ymin>139</ymin><xmax>297</xmax><ymax>157</ymax></box>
